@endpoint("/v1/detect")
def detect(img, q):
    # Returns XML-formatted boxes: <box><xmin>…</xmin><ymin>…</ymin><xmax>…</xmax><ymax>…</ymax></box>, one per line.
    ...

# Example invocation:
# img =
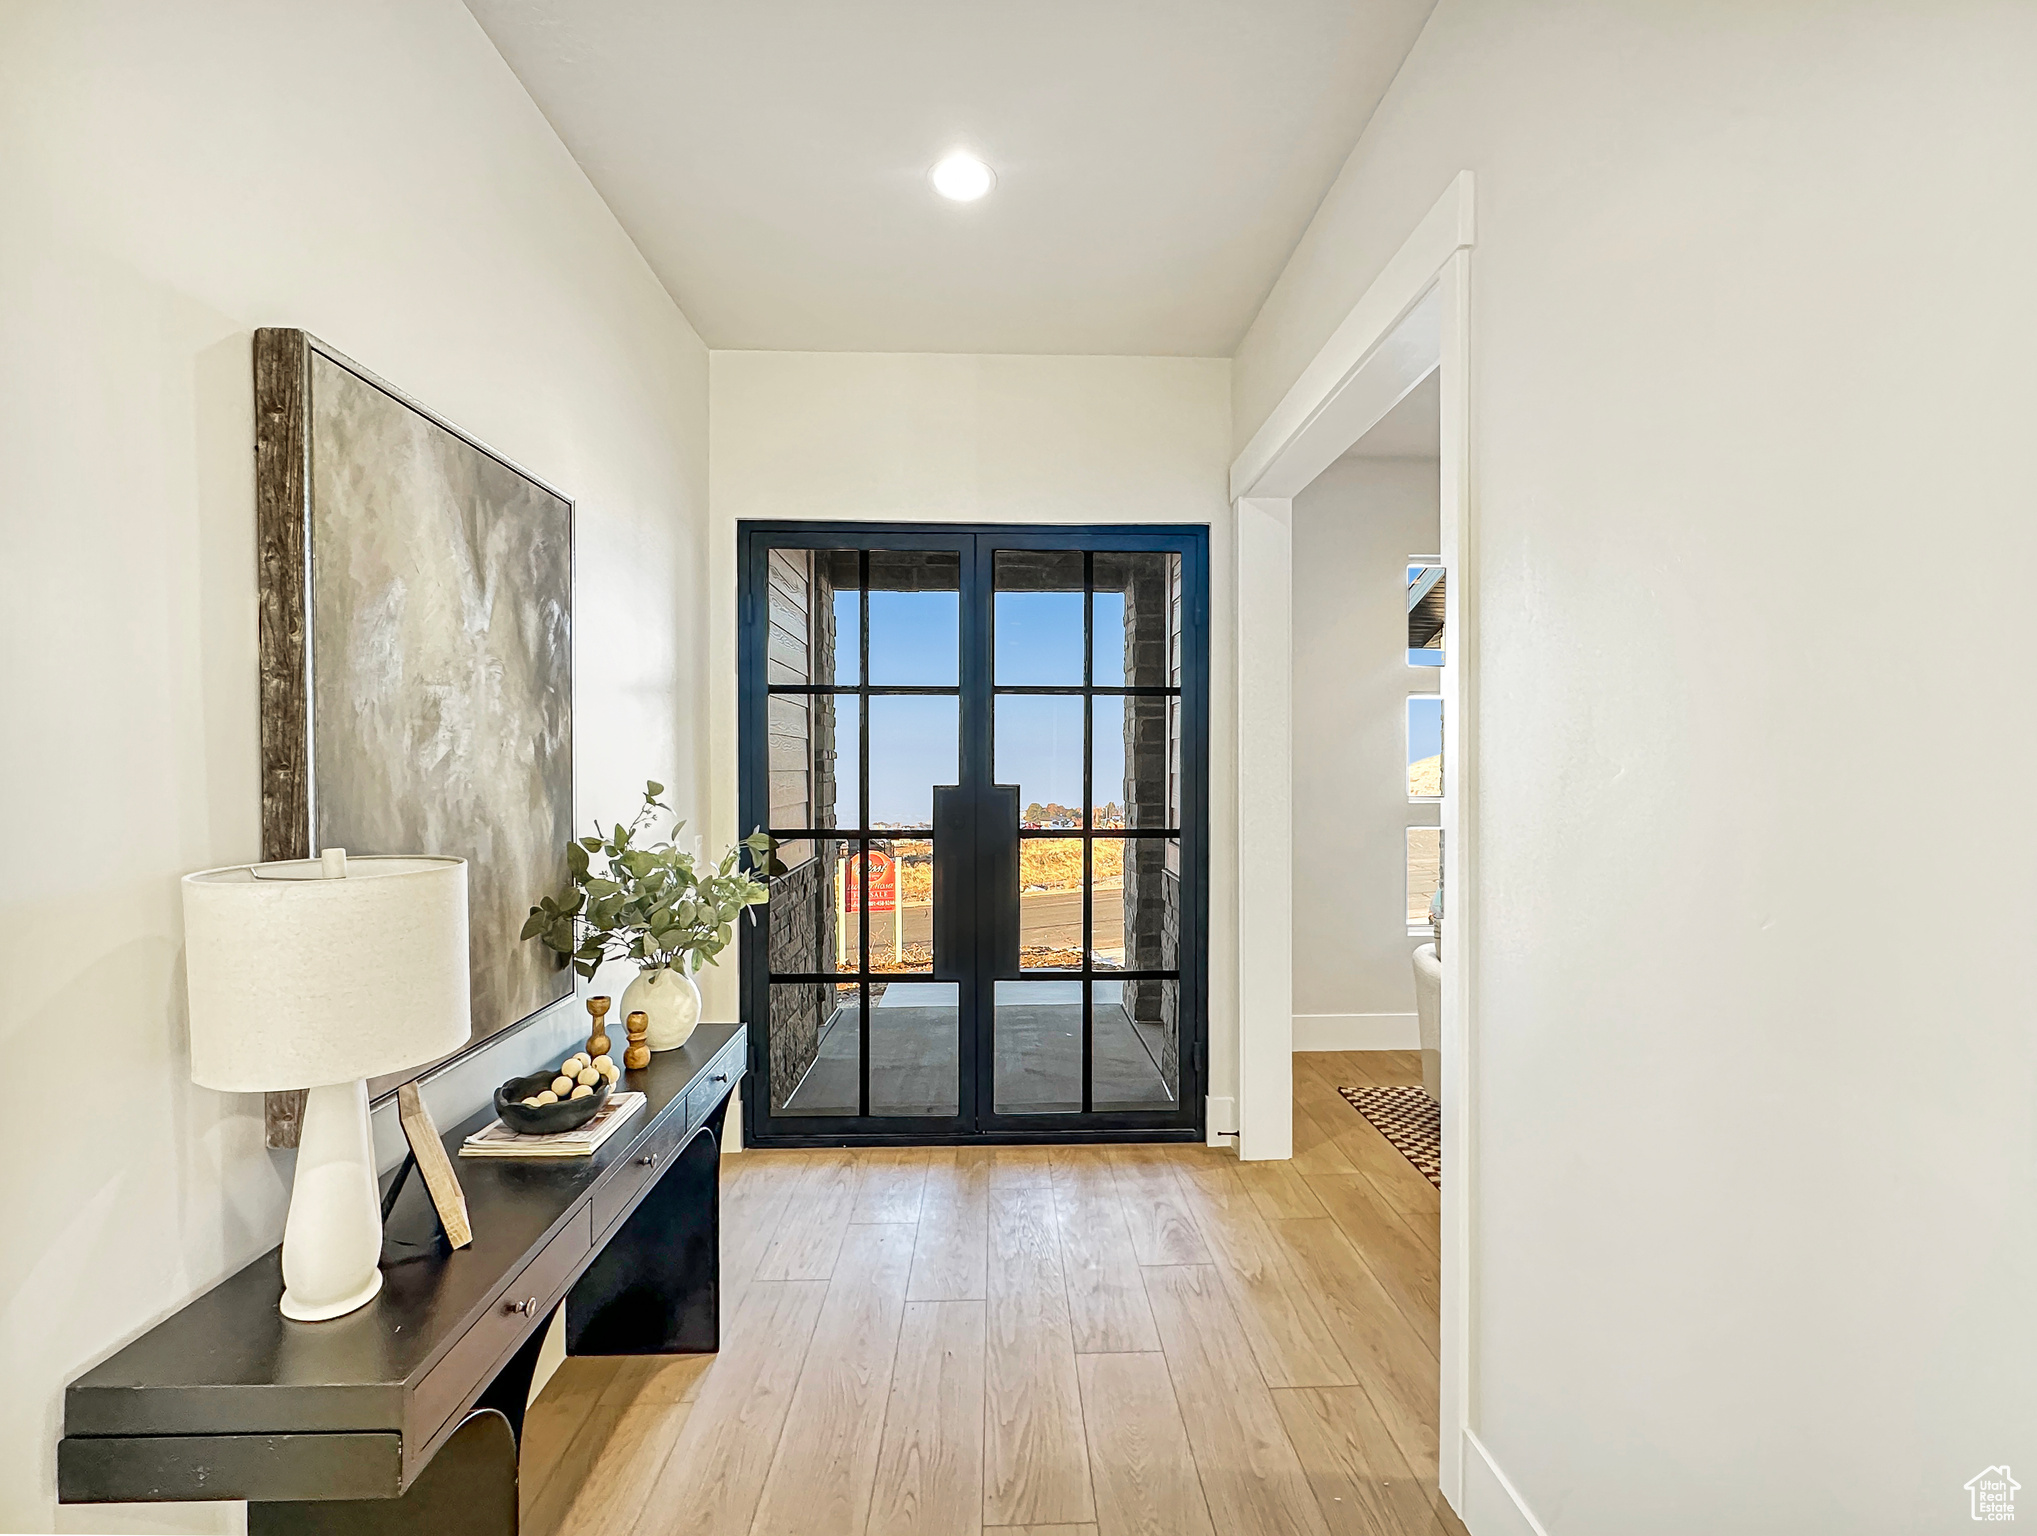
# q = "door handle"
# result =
<box><xmin>932</xmin><ymin>783</ymin><xmax>1019</xmax><ymax>980</ymax></box>
<box><xmin>982</xmin><ymin>784</ymin><xmax>1019</xmax><ymax>978</ymax></box>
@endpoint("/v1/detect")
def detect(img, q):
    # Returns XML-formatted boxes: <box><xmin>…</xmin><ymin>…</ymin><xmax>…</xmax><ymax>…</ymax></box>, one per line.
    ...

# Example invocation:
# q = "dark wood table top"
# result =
<box><xmin>64</xmin><ymin>1024</ymin><xmax>744</xmax><ymax>1440</ymax></box>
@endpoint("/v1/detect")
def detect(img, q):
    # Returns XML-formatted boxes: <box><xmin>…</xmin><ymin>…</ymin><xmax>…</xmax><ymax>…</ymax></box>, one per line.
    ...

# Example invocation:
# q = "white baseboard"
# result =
<box><xmin>1292</xmin><ymin>1012</ymin><xmax>1419</xmax><ymax>1051</ymax></box>
<box><xmin>1205</xmin><ymin>1094</ymin><xmax>1238</xmax><ymax>1144</ymax></box>
<box><xmin>1461</xmin><ymin>1430</ymin><xmax>1549</xmax><ymax>1536</ymax></box>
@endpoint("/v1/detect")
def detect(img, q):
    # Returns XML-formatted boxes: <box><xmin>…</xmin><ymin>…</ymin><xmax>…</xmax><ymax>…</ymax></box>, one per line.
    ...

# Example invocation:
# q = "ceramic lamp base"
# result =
<box><xmin>279</xmin><ymin>1078</ymin><xmax>385</xmax><ymax>1322</ymax></box>
<box><xmin>280</xmin><ymin>1264</ymin><xmax>383</xmax><ymax>1322</ymax></box>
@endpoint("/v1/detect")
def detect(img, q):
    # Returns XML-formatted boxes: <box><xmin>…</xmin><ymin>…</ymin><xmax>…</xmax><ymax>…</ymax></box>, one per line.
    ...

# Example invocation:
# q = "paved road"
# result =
<box><xmin>875</xmin><ymin>888</ymin><xmax>1122</xmax><ymax>952</ymax></box>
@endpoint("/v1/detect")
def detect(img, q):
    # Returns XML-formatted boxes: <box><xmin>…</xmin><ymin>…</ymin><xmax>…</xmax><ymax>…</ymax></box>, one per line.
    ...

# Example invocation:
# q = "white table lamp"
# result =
<box><xmin>183</xmin><ymin>850</ymin><xmax>470</xmax><ymax>1321</ymax></box>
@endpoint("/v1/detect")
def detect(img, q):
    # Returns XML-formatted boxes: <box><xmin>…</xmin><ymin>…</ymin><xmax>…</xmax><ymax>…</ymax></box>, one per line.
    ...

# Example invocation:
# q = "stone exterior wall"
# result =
<box><xmin>764</xmin><ymin>551</ymin><xmax>846</xmax><ymax>1110</ymax></box>
<box><xmin>766</xmin><ymin>855</ymin><xmax>827</xmax><ymax>1109</ymax></box>
<box><xmin>1116</xmin><ymin>555</ymin><xmax>1179</xmax><ymax>1093</ymax></box>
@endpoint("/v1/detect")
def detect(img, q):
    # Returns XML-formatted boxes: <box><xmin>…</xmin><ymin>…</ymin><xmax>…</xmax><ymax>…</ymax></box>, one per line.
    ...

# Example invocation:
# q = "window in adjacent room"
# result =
<box><xmin>1406</xmin><ymin>826</ymin><xmax>1442</xmax><ymax>931</ymax></box>
<box><xmin>1407</xmin><ymin>695</ymin><xmax>1442</xmax><ymax>802</ymax></box>
<box><xmin>1408</xmin><ymin>560</ymin><xmax>1445</xmax><ymax>666</ymax></box>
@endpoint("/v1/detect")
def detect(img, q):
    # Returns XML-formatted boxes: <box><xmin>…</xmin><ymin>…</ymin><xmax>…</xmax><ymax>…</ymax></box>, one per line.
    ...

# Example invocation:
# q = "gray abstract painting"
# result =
<box><xmin>257</xmin><ymin>332</ymin><xmax>572</xmax><ymax>1108</ymax></box>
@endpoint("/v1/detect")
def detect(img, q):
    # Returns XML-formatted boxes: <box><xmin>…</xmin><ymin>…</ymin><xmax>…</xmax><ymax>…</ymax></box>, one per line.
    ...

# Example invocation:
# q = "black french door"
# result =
<box><xmin>737</xmin><ymin>523</ymin><xmax>1208</xmax><ymax>1145</ymax></box>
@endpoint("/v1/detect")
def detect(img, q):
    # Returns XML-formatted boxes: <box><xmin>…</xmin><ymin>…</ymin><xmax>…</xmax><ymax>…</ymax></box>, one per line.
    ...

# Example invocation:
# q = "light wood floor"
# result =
<box><xmin>521</xmin><ymin>1049</ymin><xmax>1465</xmax><ymax>1536</ymax></box>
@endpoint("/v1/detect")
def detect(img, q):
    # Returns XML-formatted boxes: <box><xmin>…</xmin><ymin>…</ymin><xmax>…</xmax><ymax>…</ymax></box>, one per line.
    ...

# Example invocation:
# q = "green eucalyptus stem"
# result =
<box><xmin>522</xmin><ymin>780</ymin><xmax>773</xmax><ymax>982</ymax></box>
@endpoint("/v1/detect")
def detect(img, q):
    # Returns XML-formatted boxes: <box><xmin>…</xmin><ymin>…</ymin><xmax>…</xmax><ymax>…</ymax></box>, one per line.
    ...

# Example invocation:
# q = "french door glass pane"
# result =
<box><xmin>867</xmin><ymin>836</ymin><xmax>933</xmax><ymax>974</ymax></box>
<box><xmin>998</xmin><ymin>694</ymin><xmax>1085</xmax><ymax>827</ymax></box>
<box><xmin>766</xmin><ymin>839</ymin><xmax>851</xmax><ymax>976</ymax></box>
<box><xmin>867</xmin><ymin>694</ymin><xmax>956</xmax><ymax>830</ymax></box>
<box><xmin>1093</xmin><ymin>978</ymin><xmax>1179</xmax><ymax>1112</ymax></box>
<box><xmin>868</xmin><ymin>550</ymin><xmax>960</xmax><ymax>686</ymax></box>
<box><xmin>1018</xmin><ymin>836</ymin><xmax>1083</xmax><ymax>968</ymax></box>
<box><xmin>771</xmin><ymin>981</ymin><xmax>860</xmax><ymax>1115</ymax></box>
<box><xmin>1093</xmin><ymin>551</ymin><xmax>1177</xmax><ymax>687</ymax></box>
<box><xmin>767</xmin><ymin>548</ymin><xmax>863</xmax><ymax>687</ymax></box>
<box><xmin>994</xmin><ymin>549</ymin><xmax>1085</xmax><ymax>685</ymax></box>
<box><xmin>869</xmin><ymin>980</ymin><xmax>959</xmax><ymax>1116</ymax></box>
<box><xmin>993</xmin><ymin>978</ymin><xmax>1083</xmax><ymax>1114</ymax></box>
<box><xmin>1091</xmin><ymin>693</ymin><xmax>1124</xmax><ymax>825</ymax></box>
<box><xmin>1091</xmin><ymin>694</ymin><xmax>1173</xmax><ymax>829</ymax></box>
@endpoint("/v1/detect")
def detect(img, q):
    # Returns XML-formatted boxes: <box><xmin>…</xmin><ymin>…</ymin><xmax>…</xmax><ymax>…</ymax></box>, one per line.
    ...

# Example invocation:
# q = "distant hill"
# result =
<box><xmin>1409</xmin><ymin>754</ymin><xmax>1442</xmax><ymax>797</ymax></box>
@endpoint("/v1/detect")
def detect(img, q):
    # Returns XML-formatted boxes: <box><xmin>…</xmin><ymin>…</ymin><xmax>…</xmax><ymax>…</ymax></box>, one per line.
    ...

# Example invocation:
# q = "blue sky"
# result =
<box><xmin>1408</xmin><ymin>695</ymin><xmax>1442</xmax><ymax>764</ymax></box>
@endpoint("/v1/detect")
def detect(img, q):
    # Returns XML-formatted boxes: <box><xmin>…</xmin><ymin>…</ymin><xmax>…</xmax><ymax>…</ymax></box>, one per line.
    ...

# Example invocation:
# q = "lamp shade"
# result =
<box><xmin>182</xmin><ymin>855</ymin><xmax>470</xmax><ymax>1091</ymax></box>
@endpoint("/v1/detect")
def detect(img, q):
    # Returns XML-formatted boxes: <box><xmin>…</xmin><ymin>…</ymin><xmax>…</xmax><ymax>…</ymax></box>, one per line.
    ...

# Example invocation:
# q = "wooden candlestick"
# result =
<box><xmin>623</xmin><ymin>1010</ymin><xmax>651</xmax><ymax>1071</ymax></box>
<box><xmin>584</xmin><ymin>995</ymin><xmax>612</xmax><ymax>1060</ymax></box>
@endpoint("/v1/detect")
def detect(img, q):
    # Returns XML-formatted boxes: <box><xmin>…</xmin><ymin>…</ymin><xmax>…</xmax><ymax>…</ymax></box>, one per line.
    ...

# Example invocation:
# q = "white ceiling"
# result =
<box><xmin>465</xmin><ymin>1</ymin><xmax>1436</xmax><ymax>355</ymax></box>
<box><xmin>1343</xmin><ymin>369</ymin><xmax>1440</xmax><ymax>458</ymax></box>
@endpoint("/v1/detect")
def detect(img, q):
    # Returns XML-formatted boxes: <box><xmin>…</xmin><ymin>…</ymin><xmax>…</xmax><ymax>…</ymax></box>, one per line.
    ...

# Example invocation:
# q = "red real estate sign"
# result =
<box><xmin>840</xmin><ymin>849</ymin><xmax>897</xmax><ymax>914</ymax></box>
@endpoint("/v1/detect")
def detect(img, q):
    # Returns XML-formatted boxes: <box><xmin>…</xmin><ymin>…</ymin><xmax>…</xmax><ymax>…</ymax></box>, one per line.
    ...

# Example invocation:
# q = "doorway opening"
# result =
<box><xmin>1228</xmin><ymin>169</ymin><xmax>1473</xmax><ymax>1509</ymax></box>
<box><xmin>737</xmin><ymin>523</ymin><xmax>1209</xmax><ymax>1145</ymax></box>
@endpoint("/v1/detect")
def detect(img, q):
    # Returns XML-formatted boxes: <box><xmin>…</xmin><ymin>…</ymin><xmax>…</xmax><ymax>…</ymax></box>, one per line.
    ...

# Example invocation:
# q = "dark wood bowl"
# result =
<box><xmin>494</xmin><ymin>1059</ymin><xmax>616</xmax><ymax>1135</ymax></box>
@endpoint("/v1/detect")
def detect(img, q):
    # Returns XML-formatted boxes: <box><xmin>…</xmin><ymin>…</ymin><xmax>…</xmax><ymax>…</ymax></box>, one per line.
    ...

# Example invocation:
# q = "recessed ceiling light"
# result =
<box><xmin>930</xmin><ymin>152</ymin><xmax>994</xmax><ymax>203</ymax></box>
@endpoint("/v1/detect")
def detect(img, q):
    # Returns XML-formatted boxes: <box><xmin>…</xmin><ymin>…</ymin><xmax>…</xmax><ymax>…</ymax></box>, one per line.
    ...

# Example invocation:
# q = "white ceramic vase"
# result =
<box><xmin>623</xmin><ymin>961</ymin><xmax>701</xmax><ymax>1052</ymax></box>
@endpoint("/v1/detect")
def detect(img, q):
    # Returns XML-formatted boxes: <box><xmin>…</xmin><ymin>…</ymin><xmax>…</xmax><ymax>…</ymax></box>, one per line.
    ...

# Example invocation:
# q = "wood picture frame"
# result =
<box><xmin>396</xmin><ymin>1083</ymin><xmax>472</xmax><ymax>1249</ymax></box>
<box><xmin>254</xmin><ymin>329</ymin><xmax>575</xmax><ymax>1146</ymax></box>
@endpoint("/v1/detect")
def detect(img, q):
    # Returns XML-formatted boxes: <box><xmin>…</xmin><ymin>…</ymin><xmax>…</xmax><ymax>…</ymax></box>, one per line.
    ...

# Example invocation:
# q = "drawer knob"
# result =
<box><xmin>637</xmin><ymin>1153</ymin><xmax>658</xmax><ymax>1167</ymax></box>
<box><xmin>712</xmin><ymin>1072</ymin><xmax>729</xmax><ymax>1084</ymax></box>
<box><xmin>504</xmin><ymin>1296</ymin><xmax>539</xmax><ymax>1317</ymax></box>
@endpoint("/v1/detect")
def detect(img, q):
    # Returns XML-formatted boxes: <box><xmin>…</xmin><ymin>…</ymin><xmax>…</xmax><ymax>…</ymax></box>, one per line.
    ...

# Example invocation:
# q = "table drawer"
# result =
<box><xmin>687</xmin><ymin>1043</ymin><xmax>741</xmax><ymax>1132</ymax></box>
<box><xmin>412</xmin><ymin>1205</ymin><xmax>591</xmax><ymax>1444</ymax></box>
<box><xmin>591</xmin><ymin>1110</ymin><xmax>688</xmax><ymax>1234</ymax></box>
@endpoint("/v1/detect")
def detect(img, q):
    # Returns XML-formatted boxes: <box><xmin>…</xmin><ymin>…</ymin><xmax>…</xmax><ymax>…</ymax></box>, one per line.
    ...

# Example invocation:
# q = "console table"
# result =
<box><xmin>59</xmin><ymin>1023</ymin><xmax>747</xmax><ymax>1535</ymax></box>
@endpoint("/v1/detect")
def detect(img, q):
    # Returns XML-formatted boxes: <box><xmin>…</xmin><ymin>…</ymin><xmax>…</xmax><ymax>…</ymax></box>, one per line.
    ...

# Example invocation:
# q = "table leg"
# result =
<box><xmin>247</xmin><ymin>1408</ymin><xmax>518</xmax><ymax>1536</ymax></box>
<box><xmin>566</xmin><ymin>1106</ymin><xmax>726</xmax><ymax>1356</ymax></box>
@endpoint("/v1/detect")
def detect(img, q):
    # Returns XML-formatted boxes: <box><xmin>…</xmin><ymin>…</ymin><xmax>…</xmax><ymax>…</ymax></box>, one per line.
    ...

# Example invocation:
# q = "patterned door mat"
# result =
<box><xmin>1336</xmin><ymin>1084</ymin><xmax>1441</xmax><ymax>1189</ymax></box>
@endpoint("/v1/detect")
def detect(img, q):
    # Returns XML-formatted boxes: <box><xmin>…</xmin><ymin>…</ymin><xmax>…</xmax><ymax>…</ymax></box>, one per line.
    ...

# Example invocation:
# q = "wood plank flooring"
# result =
<box><xmin>523</xmin><ymin>1050</ymin><xmax>1465</xmax><ymax>1536</ymax></box>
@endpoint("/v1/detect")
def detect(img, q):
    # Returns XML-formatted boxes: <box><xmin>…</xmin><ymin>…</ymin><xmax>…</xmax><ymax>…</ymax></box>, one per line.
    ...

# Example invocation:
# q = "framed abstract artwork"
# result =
<box><xmin>253</xmin><ymin>329</ymin><xmax>573</xmax><ymax>1145</ymax></box>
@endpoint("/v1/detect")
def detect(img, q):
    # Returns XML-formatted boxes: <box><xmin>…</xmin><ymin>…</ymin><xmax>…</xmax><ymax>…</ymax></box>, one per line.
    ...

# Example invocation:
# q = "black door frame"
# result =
<box><xmin>737</xmin><ymin>521</ymin><xmax>1210</xmax><ymax>1146</ymax></box>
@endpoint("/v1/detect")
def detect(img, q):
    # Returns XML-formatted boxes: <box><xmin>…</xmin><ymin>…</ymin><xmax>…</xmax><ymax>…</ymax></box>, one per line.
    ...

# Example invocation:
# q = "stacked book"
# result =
<box><xmin>459</xmin><ymin>1093</ymin><xmax>647</xmax><ymax>1159</ymax></box>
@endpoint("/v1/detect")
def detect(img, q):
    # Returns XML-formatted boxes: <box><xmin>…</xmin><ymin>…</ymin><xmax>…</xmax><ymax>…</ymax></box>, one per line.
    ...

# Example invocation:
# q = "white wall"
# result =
<box><xmin>1291</xmin><ymin>456</ymin><xmax>1439</xmax><ymax>1046</ymax></box>
<box><xmin>0</xmin><ymin>3</ymin><xmax>713</xmax><ymax>1530</ymax></box>
<box><xmin>705</xmin><ymin>352</ymin><xmax>1236</xmax><ymax>1111</ymax></box>
<box><xmin>1234</xmin><ymin>3</ymin><xmax>2037</xmax><ymax>1531</ymax></box>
